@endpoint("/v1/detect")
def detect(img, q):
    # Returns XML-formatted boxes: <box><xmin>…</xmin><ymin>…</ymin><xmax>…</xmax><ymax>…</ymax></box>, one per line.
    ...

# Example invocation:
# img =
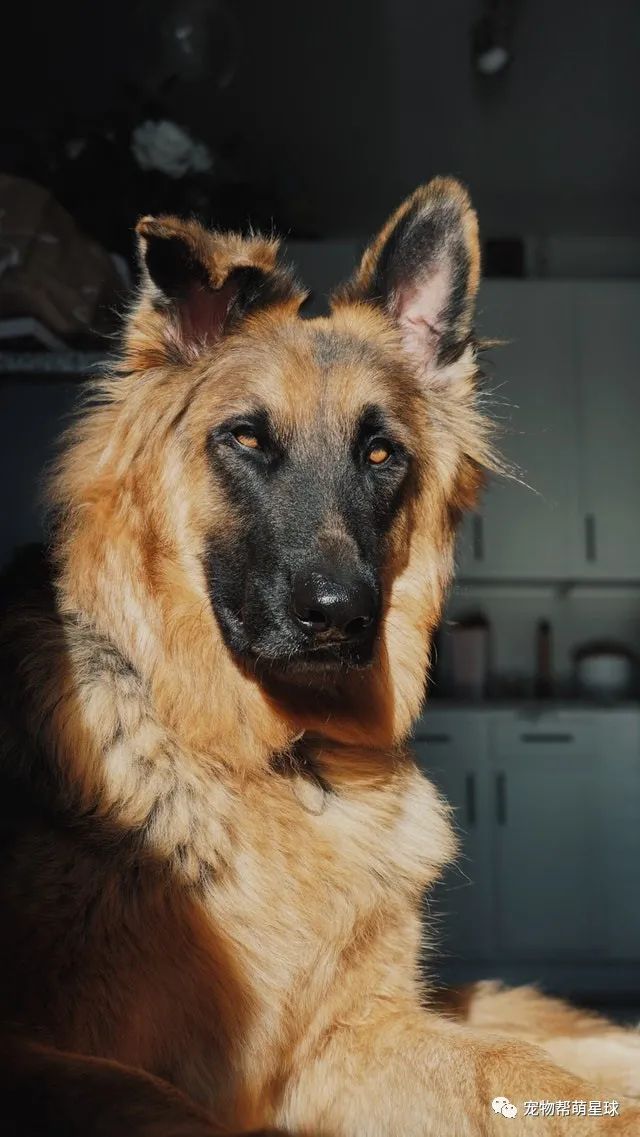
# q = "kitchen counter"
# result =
<box><xmin>424</xmin><ymin>697</ymin><xmax>640</xmax><ymax>714</ymax></box>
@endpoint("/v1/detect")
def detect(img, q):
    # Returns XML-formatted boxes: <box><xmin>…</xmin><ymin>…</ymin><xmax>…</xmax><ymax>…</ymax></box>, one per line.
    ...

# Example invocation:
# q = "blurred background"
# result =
<box><xmin>1</xmin><ymin>1</ymin><xmax>639</xmax><ymax>1011</ymax></box>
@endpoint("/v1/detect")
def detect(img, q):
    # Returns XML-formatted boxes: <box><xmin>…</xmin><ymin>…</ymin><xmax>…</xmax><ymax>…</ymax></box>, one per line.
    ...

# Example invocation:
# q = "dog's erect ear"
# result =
<box><xmin>334</xmin><ymin>177</ymin><xmax>480</xmax><ymax>383</ymax></box>
<box><xmin>133</xmin><ymin>216</ymin><xmax>304</xmax><ymax>363</ymax></box>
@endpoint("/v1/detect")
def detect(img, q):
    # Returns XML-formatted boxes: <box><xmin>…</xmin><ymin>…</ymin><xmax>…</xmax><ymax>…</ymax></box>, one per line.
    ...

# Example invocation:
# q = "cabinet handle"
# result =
<box><xmin>585</xmin><ymin>514</ymin><xmax>597</xmax><ymax>562</ymax></box>
<box><xmin>465</xmin><ymin>773</ymin><xmax>476</xmax><ymax>827</ymax></box>
<box><xmin>520</xmin><ymin>732</ymin><xmax>574</xmax><ymax>744</ymax></box>
<box><xmin>472</xmin><ymin>515</ymin><xmax>484</xmax><ymax>561</ymax></box>
<box><xmin>417</xmin><ymin>733</ymin><xmax>452</xmax><ymax>744</ymax></box>
<box><xmin>495</xmin><ymin>772</ymin><xmax>507</xmax><ymax>825</ymax></box>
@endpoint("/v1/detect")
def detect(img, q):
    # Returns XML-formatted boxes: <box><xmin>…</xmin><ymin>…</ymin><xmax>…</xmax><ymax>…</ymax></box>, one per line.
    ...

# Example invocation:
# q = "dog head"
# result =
<box><xmin>51</xmin><ymin>178</ymin><xmax>494</xmax><ymax>745</ymax></box>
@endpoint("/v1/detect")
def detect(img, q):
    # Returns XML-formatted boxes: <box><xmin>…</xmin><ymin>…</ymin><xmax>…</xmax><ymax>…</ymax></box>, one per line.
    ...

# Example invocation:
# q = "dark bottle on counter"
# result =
<box><xmin>534</xmin><ymin>619</ymin><xmax>553</xmax><ymax>699</ymax></box>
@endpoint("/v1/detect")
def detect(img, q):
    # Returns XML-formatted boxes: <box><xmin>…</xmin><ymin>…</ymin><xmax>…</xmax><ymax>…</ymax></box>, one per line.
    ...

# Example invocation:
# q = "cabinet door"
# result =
<box><xmin>574</xmin><ymin>283</ymin><xmax>640</xmax><ymax>579</ymax></box>
<box><xmin>599</xmin><ymin>713</ymin><xmax>640</xmax><ymax>960</ymax></box>
<box><xmin>491</xmin><ymin>716</ymin><xmax>607</xmax><ymax>959</ymax></box>
<box><xmin>458</xmin><ymin>281</ymin><xmax>581</xmax><ymax>579</ymax></box>
<box><xmin>413</xmin><ymin>714</ymin><xmax>493</xmax><ymax>959</ymax></box>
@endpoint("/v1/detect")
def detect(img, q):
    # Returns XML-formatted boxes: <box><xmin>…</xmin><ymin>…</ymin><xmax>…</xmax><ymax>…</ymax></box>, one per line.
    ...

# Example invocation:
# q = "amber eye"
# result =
<box><xmin>366</xmin><ymin>441</ymin><xmax>392</xmax><ymax>466</ymax></box>
<box><xmin>233</xmin><ymin>429</ymin><xmax>261</xmax><ymax>450</ymax></box>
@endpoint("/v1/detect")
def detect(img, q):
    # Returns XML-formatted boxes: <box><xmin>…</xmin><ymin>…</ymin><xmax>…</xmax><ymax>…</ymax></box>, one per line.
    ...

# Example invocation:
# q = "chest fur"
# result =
<box><xmin>186</xmin><ymin>753</ymin><xmax>456</xmax><ymax>958</ymax></box>
<box><xmin>166</xmin><ymin>752</ymin><xmax>457</xmax><ymax>1091</ymax></box>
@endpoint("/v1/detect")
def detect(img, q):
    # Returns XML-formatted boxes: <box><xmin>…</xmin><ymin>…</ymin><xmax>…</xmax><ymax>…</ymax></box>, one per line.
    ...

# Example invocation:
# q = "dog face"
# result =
<box><xmin>202</xmin><ymin>336</ymin><xmax>413</xmax><ymax>673</ymax></box>
<box><xmin>51</xmin><ymin>179</ymin><xmax>494</xmax><ymax>731</ymax></box>
<box><xmin>120</xmin><ymin>180</ymin><xmax>490</xmax><ymax>683</ymax></box>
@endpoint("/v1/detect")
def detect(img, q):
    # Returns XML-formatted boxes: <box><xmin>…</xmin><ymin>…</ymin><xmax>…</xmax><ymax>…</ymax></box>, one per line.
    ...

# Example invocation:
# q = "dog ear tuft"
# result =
<box><xmin>137</xmin><ymin>217</ymin><xmax>212</xmax><ymax>301</ymax></box>
<box><xmin>334</xmin><ymin>177</ymin><xmax>480</xmax><ymax>383</ymax></box>
<box><xmin>133</xmin><ymin>215</ymin><xmax>304</xmax><ymax>362</ymax></box>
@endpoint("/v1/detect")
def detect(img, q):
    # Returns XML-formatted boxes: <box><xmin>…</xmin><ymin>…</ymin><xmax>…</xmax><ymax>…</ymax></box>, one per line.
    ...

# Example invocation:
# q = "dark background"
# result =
<box><xmin>2</xmin><ymin>1</ymin><xmax>639</xmax><ymax>250</ymax></box>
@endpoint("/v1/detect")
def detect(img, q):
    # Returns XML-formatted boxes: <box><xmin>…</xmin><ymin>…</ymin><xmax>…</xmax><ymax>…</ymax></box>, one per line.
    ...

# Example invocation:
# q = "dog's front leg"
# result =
<box><xmin>277</xmin><ymin>1004</ymin><xmax>640</xmax><ymax>1136</ymax></box>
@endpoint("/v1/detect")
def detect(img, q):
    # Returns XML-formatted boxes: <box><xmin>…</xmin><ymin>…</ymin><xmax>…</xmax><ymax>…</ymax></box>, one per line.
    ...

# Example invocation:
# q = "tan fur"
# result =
<box><xmin>0</xmin><ymin>178</ymin><xmax>638</xmax><ymax>1136</ymax></box>
<box><xmin>441</xmin><ymin>982</ymin><xmax>640</xmax><ymax>1101</ymax></box>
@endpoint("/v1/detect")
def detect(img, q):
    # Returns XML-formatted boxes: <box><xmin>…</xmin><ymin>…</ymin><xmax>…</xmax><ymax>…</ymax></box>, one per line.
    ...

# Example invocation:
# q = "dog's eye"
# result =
<box><xmin>233</xmin><ymin>429</ymin><xmax>261</xmax><ymax>451</ymax></box>
<box><xmin>366</xmin><ymin>441</ymin><xmax>392</xmax><ymax>466</ymax></box>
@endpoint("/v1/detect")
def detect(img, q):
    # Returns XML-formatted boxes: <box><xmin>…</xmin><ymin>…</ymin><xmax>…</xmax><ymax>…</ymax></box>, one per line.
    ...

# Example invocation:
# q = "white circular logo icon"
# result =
<box><xmin>491</xmin><ymin>1096</ymin><xmax>518</xmax><ymax>1119</ymax></box>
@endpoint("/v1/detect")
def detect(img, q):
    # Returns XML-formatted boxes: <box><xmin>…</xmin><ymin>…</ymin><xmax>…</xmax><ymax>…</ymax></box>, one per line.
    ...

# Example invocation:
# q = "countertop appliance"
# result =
<box><xmin>574</xmin><ymin>642</ymin><xmax>636</xmax><ymax>702</ymax></box>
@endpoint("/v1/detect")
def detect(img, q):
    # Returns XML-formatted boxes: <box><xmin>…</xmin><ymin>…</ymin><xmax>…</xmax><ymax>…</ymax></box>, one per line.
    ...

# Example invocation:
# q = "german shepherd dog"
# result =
<box><xmin>0</xmin><ymin>178</ymin><xmax>638</xmax><ymax>1136</ymax></box>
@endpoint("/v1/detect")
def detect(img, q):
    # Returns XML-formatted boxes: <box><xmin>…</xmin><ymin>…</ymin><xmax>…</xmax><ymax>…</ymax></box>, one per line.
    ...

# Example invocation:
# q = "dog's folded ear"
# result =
<box><xmin>132</xmin><ymin>216</ymin><xmax>304</xmax><ymax>365</ymax></box>
<box><xmin>334</xmin><ymin>177</ymin><xmax>480</xmax><ymax>384</ymax></box>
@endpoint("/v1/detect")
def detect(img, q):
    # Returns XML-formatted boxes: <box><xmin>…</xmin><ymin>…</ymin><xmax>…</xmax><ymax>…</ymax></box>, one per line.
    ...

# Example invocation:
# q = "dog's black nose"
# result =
<box><xmin>292</xmin><ymin>571</ymin><xmax>377</xmax><ymax>641</ymax></box>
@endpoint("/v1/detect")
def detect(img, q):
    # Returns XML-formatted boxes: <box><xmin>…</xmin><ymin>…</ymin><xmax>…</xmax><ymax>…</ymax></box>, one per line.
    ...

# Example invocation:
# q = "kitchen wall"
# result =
<box><xmin>437</xmin><ymin>585</ymin><xmax>640</xmax><ymax>697</ymax></box>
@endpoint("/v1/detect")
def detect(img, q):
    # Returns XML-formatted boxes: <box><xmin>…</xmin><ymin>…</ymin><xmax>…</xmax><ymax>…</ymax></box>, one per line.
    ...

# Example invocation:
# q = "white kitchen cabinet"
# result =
<box><xmin>458</xmin><ymin>281</ymin><xmax>582</xmax><ymax>580</ymax></box>
<box><xmin>413</xmin><ymin>707</ymin><xmax>640</xmax><ymax>977</ymax></box>
<box><xmin>413</xmin><ymin>712</ymin><xmax>493</xmax><ymax>960</ymax></box>
<box><xmin>574</xmin><ymin>283</ymin><xmax>640</xmax><ymax>579</ymax></box>
<box><xmin>489</xmin><ymin>714</ymin><xmax>608</xmax><ymax>960</ymax></box>
<box><xmin>598</xmin><ymin>712</ymin><xmax>640</xmax><ymax>959</ymax></box>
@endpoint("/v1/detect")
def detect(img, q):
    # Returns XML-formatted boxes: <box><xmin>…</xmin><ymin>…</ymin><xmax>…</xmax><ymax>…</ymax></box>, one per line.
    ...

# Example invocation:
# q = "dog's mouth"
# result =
<box><xmin>240</xmin><ymin>619</ymin><xmax>377</xmax><ymax>674</ymax></box>
<box><xmin>243</xmin><ymin>621</ymin><xmax>378</xmax><ymax>679</ymax></box>
<box><xmin>258</xmin><ymin>639</ymin><xmax>376</xmax><ymax>675</ymax></box>
<box><xmin>209</xmin><ymin>589</ymin><xmax>378</xmax><ymax>678</ymax></box>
